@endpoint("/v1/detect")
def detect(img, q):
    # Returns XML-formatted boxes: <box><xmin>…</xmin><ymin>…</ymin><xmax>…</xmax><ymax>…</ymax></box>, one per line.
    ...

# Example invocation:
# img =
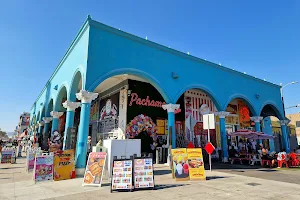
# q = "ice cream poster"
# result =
<box><xmin>53</xmin><ymin>150</ymin><xmax>75</xmax><ymax>181</ymax></box>
<box><xmin>171</xmin><ymin>149</ymin><xmax>190</xmax><ymax>181</ymax></box>
<box><xmin>34</xmin><ymin>154</ymin><xmax>54</xmax><ymax>182</ymax></box>
<box><xmin>83</xmin><ymin>152</ymin><xmax>106</xmax><ymax>186</ymax></box>
<box><xmin>187</xmin><ymin>148</ymin><xmax>206</xmax><ymax>180</ymax></box>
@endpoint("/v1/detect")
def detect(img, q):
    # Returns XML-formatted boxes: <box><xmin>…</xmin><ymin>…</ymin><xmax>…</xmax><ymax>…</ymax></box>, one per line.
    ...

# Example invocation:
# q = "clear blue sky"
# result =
<box><xmin>1</xmin><ymin>0</ymin><xmax>300</xmax><ymax>132</ymax></box>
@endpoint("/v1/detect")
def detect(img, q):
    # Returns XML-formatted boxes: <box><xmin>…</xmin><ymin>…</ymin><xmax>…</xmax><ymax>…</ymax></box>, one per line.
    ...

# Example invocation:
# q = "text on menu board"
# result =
<box><xmin>112</xmin><ymin>160</ymin><xmax>133</xmax><ymax>190</ymax></box>
<box><xmin>134</xmin><ymin>158</ymin><xmax>154</xmax><ymax>188</ymax></box>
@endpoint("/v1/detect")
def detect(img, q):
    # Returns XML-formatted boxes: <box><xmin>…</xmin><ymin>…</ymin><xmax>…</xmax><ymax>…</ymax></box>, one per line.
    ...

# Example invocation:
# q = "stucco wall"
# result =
<box><xmin>85</xmin><ymin>19</ymin><xmax>284</xmax><ymax>119</ymax></box>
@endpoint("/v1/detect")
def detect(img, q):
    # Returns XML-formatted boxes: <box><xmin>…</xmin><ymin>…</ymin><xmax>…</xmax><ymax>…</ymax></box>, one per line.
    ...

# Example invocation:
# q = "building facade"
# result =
<box><xmin>16</xmin><ymin>112</ymin><xmax>30</xmax><ymax>137</ymax></box>
<box><xmin>29</xmin><ymin>16</ymin><xmax>290</xmax><ymax>173</ymax></box>
<box><xmin>286</xmin><ymin>113</ymin><xmax>300</xmax><ymax>145</ymax></box>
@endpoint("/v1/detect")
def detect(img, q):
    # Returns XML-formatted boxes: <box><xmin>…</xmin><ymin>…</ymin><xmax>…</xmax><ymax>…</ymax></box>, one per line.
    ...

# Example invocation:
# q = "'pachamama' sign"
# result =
<box><xmin>129</xmin><ymin>93</ymin><xmax>166</xmax><ymax>108</ymax></box>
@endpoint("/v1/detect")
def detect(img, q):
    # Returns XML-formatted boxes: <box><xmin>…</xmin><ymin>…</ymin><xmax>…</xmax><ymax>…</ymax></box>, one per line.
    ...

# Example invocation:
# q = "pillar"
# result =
<box><xmin>250</xmin><ymin>116</ymin><xmax>263</xmax><ymax>144</ymax></box>
<box><xmin>262</xmin><ymin>117</ymin><xmax>275</xmax><ymax>152</ymax></box>
<box><xmin>75</xmin><ymin>90</ymin><xmax>98</xmax><ymax>173</ymax></box>
<box><xmin>162</xmin><ymin>104</ymin><xmax>180</xmax><ymax>149</ymax></box>
<box><xmin>42</xmin><ymin>117</ymin><xmax>53</xmax><ymax>150</ymax></box>
<box><xmin>38</xmin><ymin>121</ymin><xmax>44</xmax><ymax>136</ymax></box>
<box><xmin>62</xmin><ymin>101</ymin><xmax>81</xmax><ymax>150</ymax></box>
<box><xmin>280</xmin><ymin>119</ymin><xmax>291</xmax><ymax>153</ymax></box>
<box><xmin>215</xmin><ymin>111</ymin><xmax>230</xmax><ymax>162</ymax></box>
<box><xmin>50</xmin><ymin>111</ymin><xmax>64</xmax><ymax>133</ymax></box>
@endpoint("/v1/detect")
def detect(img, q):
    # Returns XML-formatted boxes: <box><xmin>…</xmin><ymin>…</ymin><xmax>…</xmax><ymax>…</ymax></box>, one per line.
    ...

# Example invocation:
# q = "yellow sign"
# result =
<box><xmin>53</xmin><ymin>150</ymin><xmax>76</xmax><ymax>181</ymax></box>
<box><xmin>187</xmin><ymin>148</ymin><xmax>206</xmax><ymax>180</ymax></box>
<box><xmin>171</xmin><ymin>149</ymin><xmax>189</xmax><ymax>181</ymax></box>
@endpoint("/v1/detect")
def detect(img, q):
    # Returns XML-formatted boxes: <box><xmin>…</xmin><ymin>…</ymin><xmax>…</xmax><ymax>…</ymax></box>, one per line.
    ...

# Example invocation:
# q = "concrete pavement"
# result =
<box><xmin>1</xmin><ymin>156</ymin><xmax>300</xmax><ymax>200</ymax></box>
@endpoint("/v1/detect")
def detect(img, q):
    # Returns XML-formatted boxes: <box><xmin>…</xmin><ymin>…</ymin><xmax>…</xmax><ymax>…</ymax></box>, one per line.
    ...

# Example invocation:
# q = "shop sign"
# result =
<box><xmin>53</xmin><ymin>150</ymin><xmax>75</xmax><ymax>181</ymax></box>
<box><xmin>187</xmin><ymin>148</ymin><xmax>206</xmax><ymax>180</ymax></box>
<box><xmin>238</xmin><ymin>100</ymin><xmax>250</xmax><ymax>128</ymax></box>
<box><xmin>133</xmin><ymin>158</ymin><xmax>154</xmax><ymax>189</ymax></box>
<box><xmin>111</xmin><ymin>159</ymin><xmax>133</xmax><ymax>190</ymax></box>
<box><xmin>118</xmin><ymin>89</ymin><xmax>128</xmax><ymax>137</ymax></box>
<box><xmin>26</xmin><ymin>151</ymin><xmax>35</xmax><ymax>172</ymax></box>
<box><xmin>225</xmin><ymin>115</ymin><xmax>239</xmax><ymax>125</ymax></box>
<box><xmin>34</xmin><ymin>154</ymin><xmax>54</xmax><ymax>182</ymax></box>
<box><xmin>83</xmin><ymin>152</ymin><xmax>106</xmax><ymax>186</ymax></box>
<box><xmin>129</xmin><ymin>93</ymin><xmax>166</xmax><ymax>108</ymax></box>
<box><xmin>226</xmin><ymin>104</ymin><xmax>238</xmax><ymax>114</ymax></box>
<box><xmin>90</xmin><ymin>99</ymin><xmax>99</xmax><ymax>123</ymax></box>
<box><xmin>171</xmin><ymin>148</ymin><xmax>190</xmax><ymax>181</ymax></box>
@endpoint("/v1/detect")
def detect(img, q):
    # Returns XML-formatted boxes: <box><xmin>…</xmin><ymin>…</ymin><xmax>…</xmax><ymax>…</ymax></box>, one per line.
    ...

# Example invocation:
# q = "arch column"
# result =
<box><xmin>50</xmin><ymin>111</ymin><xmax>64</xmax><ymax>133</ymax></box>
<box><xmin>162</xmin><ymin>104</ymin><xmax>180</xmax><ymax>149</ymax></box>
<box><xmin>215</xmin><ymin>111</ymin><xmax>230</xmax><ymax>162</ymax></box>
<box><xmin>262</xmin><ymin>117</ymin><xmax>275</xmax><ymax>152</ymax></box>
<box><xmin>62</xmin><ymin>101</ymin><xmax>81</xmax><ymax>150</ymax></box>
<box><xmin>75</xmin><ymin>90</ymin><xmax>98</xmax><ymax>173</ymax></box>
<box><xmin>250</xmin><ymin>116</ymin><xmax>263</xmax><ymax>144</ymax></box>
<box><xmin>280</xmin><ymin>119</ymin><xmax>291</xmax><ymax>153</ymax></box>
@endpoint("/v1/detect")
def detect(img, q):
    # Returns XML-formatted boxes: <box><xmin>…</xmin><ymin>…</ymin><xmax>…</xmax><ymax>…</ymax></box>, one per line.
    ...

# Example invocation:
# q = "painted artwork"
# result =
<box><xmin>171</xmin><ymin>149</ymin><xmax>190</xmax><ymax>181</ymax></box>
<box><xmin>90</xmin><ymin>98</ymin><xmax>99</xmax><ymax>123</ymax></box>
<box><xmin>238</xmin><ymin>100</ymin><xmax>251</xmax><ymax>128</ymax></box>
<box><xmin>34</xmin><ymin>154</ymin><xmax>54</xmax><ymax>182</ymax></box>
<box><xmin>98</xmin><ymin>95</ymin><xmax>119</xmax><ymax>134</ymax></box>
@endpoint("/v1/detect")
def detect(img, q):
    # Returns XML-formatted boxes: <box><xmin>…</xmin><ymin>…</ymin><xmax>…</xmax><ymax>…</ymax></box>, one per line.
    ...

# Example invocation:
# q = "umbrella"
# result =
<box><xmin>227</xmin><ymin>129</ymin><xmax>259</xmax><ymax>137</ymax></box>
<box><xmin>246</xmin><ymin>133</ymin><xmax>275</xmax><ymax>140</ymax></box>
<box><xmin>228</xmin><ymin>129</ymin><xmax>274</xmax><ymax>140</ymax></box>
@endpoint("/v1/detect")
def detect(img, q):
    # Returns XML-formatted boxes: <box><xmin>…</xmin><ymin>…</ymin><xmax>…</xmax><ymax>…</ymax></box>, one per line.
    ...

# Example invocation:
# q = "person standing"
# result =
<box><xmin>87</xmin><ymin>136</ymin><xmax>92</xmax><ymax>160</ymax></box>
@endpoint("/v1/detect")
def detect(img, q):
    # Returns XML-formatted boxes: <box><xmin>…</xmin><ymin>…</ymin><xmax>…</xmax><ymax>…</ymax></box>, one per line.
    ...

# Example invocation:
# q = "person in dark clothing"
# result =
<box><xmin>229</xmin><ymin>146</ymin><xmax>239</xmax><ymax>158</ymax></box>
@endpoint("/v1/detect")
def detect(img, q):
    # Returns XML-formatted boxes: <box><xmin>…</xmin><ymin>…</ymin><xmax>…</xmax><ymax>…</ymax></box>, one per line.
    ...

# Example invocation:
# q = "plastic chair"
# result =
<box><xmin>278</xmin><ymin>154</ymin><xmax>289</xmax><ymax>168</ymax></box>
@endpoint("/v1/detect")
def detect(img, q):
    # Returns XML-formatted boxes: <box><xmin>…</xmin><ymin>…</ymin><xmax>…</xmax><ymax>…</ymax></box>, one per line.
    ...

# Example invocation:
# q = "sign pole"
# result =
<box><xmin>207</xmin><ymin>116</ymin><xmax>212</xmax><ymax>172</ymax></box>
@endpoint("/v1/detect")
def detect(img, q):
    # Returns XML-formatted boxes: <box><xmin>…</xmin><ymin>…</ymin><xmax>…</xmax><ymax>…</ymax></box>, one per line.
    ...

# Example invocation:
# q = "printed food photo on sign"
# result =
<box><xmin>83</xmin><ymin>152</ymin><xmax>106</xmax><ymax>186</ymax></box>
<box><xmin>53</xmin><ymin>150</ymin><xmax>75</xmax><ymax>181</ymax></box>
<box><xmin>133</xmin><ymin>158</ymin><xmax>154</xmax><ymax>189</ymax></box>
<box><xmin>187</xmin><ymin>148</ymin><xmax>206</xmax><ymax>180</ymax></box>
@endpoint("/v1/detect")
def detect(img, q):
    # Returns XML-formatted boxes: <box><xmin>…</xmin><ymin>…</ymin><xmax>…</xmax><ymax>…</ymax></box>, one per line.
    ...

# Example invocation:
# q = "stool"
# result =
<box><xmin>261</xmin><ymin>160</ymin><xmax>271</xmax><ymax>167</ymax></box>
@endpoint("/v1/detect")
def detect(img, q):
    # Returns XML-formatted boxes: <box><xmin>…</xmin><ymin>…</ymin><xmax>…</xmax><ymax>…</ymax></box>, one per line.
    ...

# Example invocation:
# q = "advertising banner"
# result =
<box><xmin>83</xmin><ymin>152</ymin><xmax>106</xmax><ymax>186</ymax></box>
<box><xmin>26</xmin><ymin>151</ymin><xmax>35</xmax><ymax>172</ymax></box>
<box><xmin>133</xmin><ymin>158</ymin><xmax>154</xmax><ymax>189</ymax></box>
<box><xmin>1</xmin><ymin>150</ymin><xmax>13</xmax><ymax>163</ymax></box>
<box><xmin>171</xmin><ymin>148</ymin><xmax>190</xmax><ymax>181</ymax></box>
<box><xmin>187</xmin><ymin>148</ymin><xmax>206</xmax><ymax>180</ymax></box>
<box><xmin>111</xmin><ymin>159</ymin><xmax>133</xmax><ymax>191</ymax></box>
<box><xmin>34</xmin><ymin>154</ymin><xmax>54</xmax><ymax>182</ymax></box>
<box><xmin>53</xmin><ymin>150</ymin><xmax>75</xmax><ymax>181</ymax></box>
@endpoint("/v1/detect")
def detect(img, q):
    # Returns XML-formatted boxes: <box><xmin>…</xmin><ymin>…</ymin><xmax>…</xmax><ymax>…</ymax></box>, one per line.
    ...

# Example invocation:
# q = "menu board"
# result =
<box><xmin>171</xmin><ymin>148</ymin><xmax>190</xmax><ymax>181</ymax></box>
<box><xmin>53</xmin><ymin>150</ymin><xmax>76</xmax><ymax>181</ymax></box>
<box><xmin>111</xmin><ymin>159</ymin><xmax>133</xmax><ymax>191</ymax></box>
<box><xmin>133</xmin><ymin>158</ymin><xmax>154</xmax><ymax>189</ymax></box>
<box><xmin>187</xmin><ymin>148</ymin><xmax>206</xmax><ymax>180</ymax></box>
<box><xmin>26</xmin><ymin>151</ymin><xmax>35</xmax><ymax>172</ymax></box>
<box><xmin>1</xmin><ymin>150</ymin><xmax>13</xmax><ymax>163</ymax></box>
<box><xmin>83</xmin><ymin>152</ymin><xmax>106</xmax><ymax>186</ymax></box>
<box><xmin>34</xmin><ymin>154</ymin><xmax>54</xmax><ymax>182</ymax></box>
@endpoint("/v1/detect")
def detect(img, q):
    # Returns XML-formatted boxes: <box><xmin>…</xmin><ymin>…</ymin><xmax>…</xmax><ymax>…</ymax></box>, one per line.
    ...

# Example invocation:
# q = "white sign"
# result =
<box><xmin>203</xmin><ymin>114</ymin><xmax>215</xmax><ymax>130</ymax></box>
<box><xmin>200</xmin><ymin>104</ymin><xmax>210</xmax><ymax>115</ymax></box>
<box><xmin>118</xmin><ymin>89</ymin><xmax>128</xmax><ymax>139</ymax></box>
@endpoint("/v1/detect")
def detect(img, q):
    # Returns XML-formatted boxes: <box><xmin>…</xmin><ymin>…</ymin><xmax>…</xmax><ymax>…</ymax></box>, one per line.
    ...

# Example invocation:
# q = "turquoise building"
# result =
<box><xmin>29</xmin><ymin>16</ymin><xmax>289</xmax><ymax>173</ymax></box>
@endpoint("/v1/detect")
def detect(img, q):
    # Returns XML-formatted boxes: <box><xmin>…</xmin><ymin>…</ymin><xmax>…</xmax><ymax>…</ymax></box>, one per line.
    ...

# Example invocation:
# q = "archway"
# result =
<box><xmin>174</xmin><ymin>88</ymin><xmax>220</xmax><ymax>150</ymax></box>
<box><xmin>90</xmin><ymin>73</ymin><xmax>169</xmax><ymax>163</ymax></box>
<box><xmin>260</xmin><ymin>104</ymin><xmax>295</xmax><ymax>152</ymax></box>
<box><xmin>54</xmin><ymin>85</ymin><xmax>68</xmax><ymax>137</ymax></box>
<box><xmin>224</xmin><ymin>97</ymin><xmax>256</xmax><ymax>154</ymax></box>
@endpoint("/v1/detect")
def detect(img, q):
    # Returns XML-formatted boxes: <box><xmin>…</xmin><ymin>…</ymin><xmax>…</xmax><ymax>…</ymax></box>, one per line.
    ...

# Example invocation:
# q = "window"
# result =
<box><xmin>296</xmin><ymin>121</ymin><xmax>300</xmax><ymax>128</ymax></box>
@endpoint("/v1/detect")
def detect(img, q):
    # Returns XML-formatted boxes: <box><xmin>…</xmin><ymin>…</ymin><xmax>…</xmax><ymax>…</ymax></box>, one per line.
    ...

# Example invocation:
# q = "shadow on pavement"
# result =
<box><xmin>206</xmin><ymin>176</ymin><xmax>232</xmax><ymax>180</ymax></box>
<box><xmin>154</xmin><ymin>184</ymin><xmax>189</xmax><ymax>190</ymax></box>
<box><xmin>154</xmin><ymin>170</ymin><xmax>171</xmax><ymax>176</ymax></box>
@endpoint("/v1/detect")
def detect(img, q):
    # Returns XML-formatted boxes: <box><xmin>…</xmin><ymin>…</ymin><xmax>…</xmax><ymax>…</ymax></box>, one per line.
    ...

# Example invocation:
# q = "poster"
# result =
<box><xmin>34</xmin><ymin>154</ymin><xmax>54</xmax><ymax>182</ymax></box>
<box><xmin>111</xmin><ymin>159</ymin><xmax>133</xmax><ymax>190</ymax></box>
<box><xmin>171</xmin><ymin>148</ymin><xmax>189</xmax><ymax>181</ymax></box>
<box><xmin>118</xmin><ymin>89</ymin><xmax>128</xmax><ymax>138</ymax></box>
<box><xmin>133</xmin><ymin>158</ymin><xmax>154</xmax><ymax>189</ymax></box>
<box><xmin>26</xmin><ymin>151</ymin><xmax>35</xmax><ymax>172</ymax></box>
<box><xmin>83</xmin><ymin>152</ymin><xmax>106</xmax><ymax>186</ymax></box>
<box><xmin>1</xmin><ymin>150</ymin><xmax>13</xmax><ymax>163</ymax></box>
<box><xmin>187</xmin><ymin>148</ymin><xmax>206</xmax><ymax>180</ymax></box>
<box><xmin>53</xmin><ymin>150</ymin><xmax>75</xmax><ymax>181</ymax></box>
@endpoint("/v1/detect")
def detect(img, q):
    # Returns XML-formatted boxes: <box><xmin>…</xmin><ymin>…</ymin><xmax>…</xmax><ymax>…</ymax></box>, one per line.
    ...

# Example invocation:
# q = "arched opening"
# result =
<box><xmin>90</xmin><ymin>73</ymin><xmax>169</xmax><ymax>163</ymax></box>
<box><xmin>66</xmin><ymin>71</ymin><xmax>83</xmax><ymax>151</ymax></box>
<box><xmin>174</xmin><ymin>88</ymin><xmax>221</xmax><ymax>163</ymax></box>
<box><xmin>260</xmin><ymin>104</ymin><xmax>297</xmax><ymax>152</ymax></box>
<box><xmin>54</xmin><ymin>86</ymin><xmax>68</xmax><ymax>140</ymax></box>
<box><xmin>224</xmin><ymin>98</ymin><xmax>255</xmax><ymax>152</ymax></box>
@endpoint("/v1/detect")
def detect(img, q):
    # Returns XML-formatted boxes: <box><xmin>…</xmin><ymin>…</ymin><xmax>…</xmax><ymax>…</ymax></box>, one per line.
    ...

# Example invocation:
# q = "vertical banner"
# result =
<box><xmin>187</xmin><ymin>148</ymin><xmax>206</xmax><ymax>180</ymax></box>
<box><xmin>133</xmin><ymin>158</ymin><xmax>154</xmax><ymax>189</ymax></box>
<box><xmin>83</xmin><ymin>152</ymin><xmax>106</xmax><ymax>186</ymax></box>
<box><xmin>34</xmin><ymin>154</ymin><xmax>54</xmax><ymax>182</ymax></box>
<box><xmin>53</xmin><ymin>150</ymin><xmax>76</xmax><ymax>181</ymax></box>
<box><xmin>26</xmin><ymin>151</ymin><xmax>35</xmax><ymax>172</ymax></box>
<box><xmin>118</xmin><ymin>89</ymin><xmax>128</xmax><ymax>139</ymax></box>
<box><xmin>111</xmin><ymin>159</ymin><xmax>133</xmax><ymax>191</ymax></box>
<box><xmin>171</xmin><ymin>149</ymin><xmax>190</xmax><ymax>181</ymax></box>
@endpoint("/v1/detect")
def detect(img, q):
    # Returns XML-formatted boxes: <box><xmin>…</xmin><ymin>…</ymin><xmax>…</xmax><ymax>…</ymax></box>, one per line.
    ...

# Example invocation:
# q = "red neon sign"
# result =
<box><xmin>129</xmin><ymin>93</ymin><xmax>166</xmax><ymax>108</ymax></box>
